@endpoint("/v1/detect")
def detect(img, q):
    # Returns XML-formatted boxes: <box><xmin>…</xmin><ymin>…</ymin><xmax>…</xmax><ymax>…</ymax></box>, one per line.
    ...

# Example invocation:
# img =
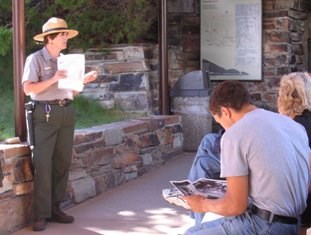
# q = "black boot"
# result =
<box><xmin>47</xmin><ymin>203</ymin><xmax>74</xmax><ymax>223</ymax></box>
<box><xmin>32</xmin><ymin>218</ymin><xmax>47</xmax><ymax>231</ymax></box>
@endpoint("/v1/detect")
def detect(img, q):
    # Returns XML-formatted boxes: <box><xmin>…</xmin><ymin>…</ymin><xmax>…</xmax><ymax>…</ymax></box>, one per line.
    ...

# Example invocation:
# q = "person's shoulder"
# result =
<box><xmin>244</xmin><ymin>108</ymin><xmax>293</xmax><ymax>128</ymax></box>
<box><xmin>26</xmin><ymin>48</ymin><xmax>43</xmax><ymax>60</ymax></box>
<box><xmin>294</xmin><ymin>111</ymin><xmax>311</xmax><ymax>128</ymax></box>
<box><xmin>256</xmin><ymin>108</ymin><xmax>275</xmax><ymax>114</ymax></box>
<box><xmin>296</xmin><ymin>110</ymin><xmax>311</xmax><ymax>120</ymax></box>
<box><xmin>245</xmin><ymin>108</ymin><xmax>277</xmax><ymax>120</ymax></box>
<box><xmin>28</xmin><ymin>48</ymin><xmax>49</xmax><ymax>64</ymax></box>
<box><xmin>258</xmin><ymin>108</ymin><xmax>286</xmax><ymax>119</ymax></box>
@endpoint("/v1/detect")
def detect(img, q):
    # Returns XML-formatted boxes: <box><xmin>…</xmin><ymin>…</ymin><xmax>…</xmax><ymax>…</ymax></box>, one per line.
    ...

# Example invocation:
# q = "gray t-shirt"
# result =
<box><xmin>220</xmin><ymin>108</ymin><xmax>311</xmax><ymax>217</ymax></box>
<box><xmin>22</xmin><ymin>47</ymin><xmax>73</xmax><ymax>100</ymax></box>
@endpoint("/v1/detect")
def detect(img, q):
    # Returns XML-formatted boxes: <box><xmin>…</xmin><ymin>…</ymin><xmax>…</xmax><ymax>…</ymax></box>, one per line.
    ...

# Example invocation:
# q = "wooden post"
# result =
<box><xmin>159</xmin><ymin>0</ymin><xmax>169</xmax><ymax>115</ymax></box>
<box><xmin>12</xmin><ymin>0</ymin><xmax>26</xmax><ymax>141</ymax></box>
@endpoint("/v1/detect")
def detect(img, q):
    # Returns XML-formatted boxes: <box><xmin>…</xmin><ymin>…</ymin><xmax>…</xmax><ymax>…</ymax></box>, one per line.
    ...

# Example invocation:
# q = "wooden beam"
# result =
<box><xmin>159</xmin><ymin>0</ymin><xmax>169</xmax><ymax>115</ymax></box>
<box><xmin>12</xmin><ymin>0</ymin><xmax>26</xmax><ymax>141</ymax></box>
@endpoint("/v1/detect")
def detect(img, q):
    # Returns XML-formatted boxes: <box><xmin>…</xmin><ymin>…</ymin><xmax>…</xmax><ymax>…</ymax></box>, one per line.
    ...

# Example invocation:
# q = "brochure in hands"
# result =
<box><xmin>57</xmin><ymin>54</ymin><xmax>85</xmax><ymax>92</ymax></box>
<box><xmin>170</xmin><ymin>178</ymin><xmax>227</xmax><ymax>199</ymax></box>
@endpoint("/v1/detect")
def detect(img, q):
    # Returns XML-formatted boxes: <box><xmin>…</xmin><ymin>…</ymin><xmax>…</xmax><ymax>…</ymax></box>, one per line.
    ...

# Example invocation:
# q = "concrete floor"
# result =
<box><xmin>12</xmin><ymin>152</ymin><xmax>196</xmax><ymax>235</ymax></box>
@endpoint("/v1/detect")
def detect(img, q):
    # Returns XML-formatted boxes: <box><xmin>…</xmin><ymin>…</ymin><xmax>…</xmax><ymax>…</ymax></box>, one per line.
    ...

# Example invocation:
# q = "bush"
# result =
<box><xmin>0</xmin><ymin>54</ymin><xmax>14</xmax><ymax>140</ymax></box>
<box><xmin>26</xmin><ymin>0</ymin><xmax>158</xmax><ymax>52</ymax></box>
<box><xmin>0</xmin><ymin>0</ymin><xmax>159</xmax><ymax>55</ymax></box>
<box><xmin>0</xmin><ymin>27</ymin><xmax>12</xmax><ymax>56</ymax></box>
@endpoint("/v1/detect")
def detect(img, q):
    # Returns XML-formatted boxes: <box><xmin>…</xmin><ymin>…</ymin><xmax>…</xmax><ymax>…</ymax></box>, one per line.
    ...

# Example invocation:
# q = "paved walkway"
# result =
<box><xmin>12</xmin><ymin>152</ymin><xmax>196</xmax><ymax>235</ymax></box>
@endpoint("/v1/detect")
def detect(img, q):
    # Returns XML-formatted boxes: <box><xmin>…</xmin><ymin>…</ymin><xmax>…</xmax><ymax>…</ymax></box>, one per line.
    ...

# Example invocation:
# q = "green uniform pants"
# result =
<box><xmin>32</xmin><ymin>102</ymin><xmax>75</xmax><ymax>219</ymax></box>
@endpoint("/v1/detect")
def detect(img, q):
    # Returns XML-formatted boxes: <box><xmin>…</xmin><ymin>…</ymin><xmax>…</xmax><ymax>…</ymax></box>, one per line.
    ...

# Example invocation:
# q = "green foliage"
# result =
<box><xmin>0</xmin><ymin>0</ymin><xmax>158</xmax><ymax>54</ymax></box>
<box><xmin>0</xmin><ymin>0</ymin><xmax>11</xmax><ymax>24</ymax></box>
<box><xmin>25</xmin><ymin>0</ymin><xmax>158</xmax><ymax>51</ymax></box>
<box><xmin>0</xmin><ymin>0</ymin><xmax>12</xmax><ymax>56</ymax></box>
<box><xmin>0</xmin><ymin>54</ymin><xmax>14</xmax><ymax>139</ymax></box>
<box><xmin>0</xmin><ymin>27</ymin><xmax>12</xmax><ymax>56</ymax></box>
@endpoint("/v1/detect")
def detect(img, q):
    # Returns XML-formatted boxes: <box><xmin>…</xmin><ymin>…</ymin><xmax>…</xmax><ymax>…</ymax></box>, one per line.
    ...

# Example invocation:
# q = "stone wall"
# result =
<box><xmin>80</xmin><ymin>44</ymin><xmax>160</xmax><ymax>114</ymax></box>
<box><xmin>0</xmin><ymin>115</ymin><xmax>183</xmax><ymax>235</ymax></box>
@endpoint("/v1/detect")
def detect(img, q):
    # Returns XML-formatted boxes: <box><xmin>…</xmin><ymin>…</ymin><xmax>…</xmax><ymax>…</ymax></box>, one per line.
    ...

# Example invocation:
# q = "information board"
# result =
<box><xmin>201</xmin><ymin>0</ymin><xmax>262</xmax><ymax>80</ymax></box>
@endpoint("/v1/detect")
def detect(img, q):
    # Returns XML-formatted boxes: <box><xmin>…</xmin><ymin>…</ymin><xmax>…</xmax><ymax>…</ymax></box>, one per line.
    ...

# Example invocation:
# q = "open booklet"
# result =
<box><xmin>57</xmin><ymin>54</ymin><xmax>85</xmax><ymax>92</ymax></box>
<box><xmin>170</xmin><ymin>178</ymin><xmax>227</xmax><ymax>199</ymax></box>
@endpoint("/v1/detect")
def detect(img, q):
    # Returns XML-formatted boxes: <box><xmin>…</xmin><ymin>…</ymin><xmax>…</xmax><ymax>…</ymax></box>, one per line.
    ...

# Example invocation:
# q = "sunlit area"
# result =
<box><xmin>82</xmin><ymin>208</ymin><xmax>193</xmax><ymax>235</ymax></box>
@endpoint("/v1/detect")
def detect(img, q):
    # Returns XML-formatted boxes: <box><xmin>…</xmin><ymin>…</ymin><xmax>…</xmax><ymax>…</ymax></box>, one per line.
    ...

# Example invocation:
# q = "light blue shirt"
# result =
<box><xmin>221</xmin><ymin>108</ymin><xmax>311</xmax><ymax>217</ymax></box>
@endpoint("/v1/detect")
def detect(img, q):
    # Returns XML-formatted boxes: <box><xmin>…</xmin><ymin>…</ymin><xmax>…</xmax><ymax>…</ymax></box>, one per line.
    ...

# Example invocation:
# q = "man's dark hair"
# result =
<box><xmin>209</xmin><ymin>80</ymin><xmax>251</xmax><ymax>116</ymax></box>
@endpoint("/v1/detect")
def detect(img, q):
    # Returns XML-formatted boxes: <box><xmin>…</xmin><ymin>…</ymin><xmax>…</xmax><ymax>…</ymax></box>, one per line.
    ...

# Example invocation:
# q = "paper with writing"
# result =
<box><xmin>57</xmin><ymin>54</ymin><xmax>85</xmax><ymax>92</ymax></box>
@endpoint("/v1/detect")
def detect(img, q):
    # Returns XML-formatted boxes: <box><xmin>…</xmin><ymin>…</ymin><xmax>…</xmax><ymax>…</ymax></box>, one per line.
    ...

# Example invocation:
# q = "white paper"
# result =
<box><xmin>202</xmin><ymin>212</ymin><xmax>224</xmax><ymax>223</ymax></box>
<box><xmin>57</xmin><ymin>54</ymin><xmax>85</xmax><ymax>92</ymax></box>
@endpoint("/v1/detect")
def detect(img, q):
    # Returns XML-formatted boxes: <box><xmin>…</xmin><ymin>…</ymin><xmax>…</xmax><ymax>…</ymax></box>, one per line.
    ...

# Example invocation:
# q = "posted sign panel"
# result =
<box><xmin>201</xmin><ymin>0</ymin><xmax>262</xmax><ymax>81</ymax></box>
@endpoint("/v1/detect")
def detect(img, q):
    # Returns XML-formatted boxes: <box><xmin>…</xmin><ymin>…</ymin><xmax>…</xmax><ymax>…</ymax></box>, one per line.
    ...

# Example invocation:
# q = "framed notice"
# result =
<box><xmin>201</xmin><ymin>0</ymin><xmax>262</xmax><ymax>81</ymax></box>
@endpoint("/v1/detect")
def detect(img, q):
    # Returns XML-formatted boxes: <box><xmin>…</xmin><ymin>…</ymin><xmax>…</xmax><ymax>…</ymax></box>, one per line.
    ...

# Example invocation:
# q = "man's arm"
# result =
<box><xmin>183</xmin><ymin>175</ymin><xmax>249</xmax><ymax>216</ymax></box>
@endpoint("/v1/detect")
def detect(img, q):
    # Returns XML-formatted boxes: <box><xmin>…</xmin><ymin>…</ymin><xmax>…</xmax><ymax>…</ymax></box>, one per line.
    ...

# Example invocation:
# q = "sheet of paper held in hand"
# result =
<box><xmin>170</xmin><ymin>178</ymin><xmax>227</xmax><ymax>199</ymax></box>
<box><xmin>57</xmin><ymin>54</ymin><xmax>85</xmax><ymax>92</ymax></box>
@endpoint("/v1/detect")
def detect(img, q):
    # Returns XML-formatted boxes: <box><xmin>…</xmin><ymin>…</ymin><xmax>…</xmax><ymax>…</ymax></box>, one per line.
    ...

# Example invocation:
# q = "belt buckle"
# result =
<box><xmin>58</xmin><ymin>99</ymin><xmax>66</xmax><ymax>107</ymax></box>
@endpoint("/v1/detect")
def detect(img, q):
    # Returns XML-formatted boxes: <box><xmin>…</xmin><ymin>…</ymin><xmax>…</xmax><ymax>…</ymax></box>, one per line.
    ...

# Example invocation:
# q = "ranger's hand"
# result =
<box><xmin>53</xmin><ymin>69</ymin><xmax>68</xmax><ymax>81</ymax></box>
<box><xmin>83</xmin><ymin>70</ymin><xmax>98</xmax><ymax>84</ymax></box>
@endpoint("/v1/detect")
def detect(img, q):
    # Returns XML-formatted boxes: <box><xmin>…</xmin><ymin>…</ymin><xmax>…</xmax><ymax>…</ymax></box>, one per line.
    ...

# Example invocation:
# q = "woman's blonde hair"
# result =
<box><xmin>278</xmin><ymin>72</ymin><xmax>311</xmax><ymax>118</ymax></box>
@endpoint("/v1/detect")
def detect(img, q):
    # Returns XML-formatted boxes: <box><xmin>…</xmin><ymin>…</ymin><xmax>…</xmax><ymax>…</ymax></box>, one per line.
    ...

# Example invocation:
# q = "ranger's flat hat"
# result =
<box><xmin>33</xmin><ymin>17</ymin><xmax>78</xmax><ymax>42</ymax></box>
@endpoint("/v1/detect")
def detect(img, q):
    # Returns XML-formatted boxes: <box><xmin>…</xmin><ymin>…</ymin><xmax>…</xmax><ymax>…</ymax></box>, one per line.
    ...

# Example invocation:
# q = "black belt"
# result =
<box><xmin>35</xmin><ymin>99</ymin><xmax>72</xmax><ymax>107</ymax></box>
<box><xmin>251</xmin><ymin>205</ymin><xmax>298</xmax><ymax>224</ymax></box>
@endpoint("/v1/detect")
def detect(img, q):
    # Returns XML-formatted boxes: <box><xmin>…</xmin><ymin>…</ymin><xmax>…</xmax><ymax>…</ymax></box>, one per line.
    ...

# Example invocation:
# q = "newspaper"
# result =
<box><xmin>170</xmin><ymin>178</ymin><xmax>227</xmax><ymax>199</ymax></box>
<box><xmin>57</xmin><ymin>54</ymin><xmax>85</xmax><ymax>92</ymax></box>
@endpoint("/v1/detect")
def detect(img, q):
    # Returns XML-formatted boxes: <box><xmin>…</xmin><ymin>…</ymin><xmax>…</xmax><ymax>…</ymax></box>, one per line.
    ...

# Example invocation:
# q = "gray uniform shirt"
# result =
<box><xmin>220</xmin><ymin>108</ymin><xmax>311</xmax><ymax>217</ymax></box>
<box><xmin>22</xmin><ymin>47</ymin><xmax>73</xmax><ymax>100</ymax></box>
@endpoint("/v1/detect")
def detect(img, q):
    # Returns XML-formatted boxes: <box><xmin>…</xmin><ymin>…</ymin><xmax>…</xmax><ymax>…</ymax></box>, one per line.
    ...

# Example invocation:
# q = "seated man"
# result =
<box><xmin>183</xmin><ymin>80</ymin><xmax>310</xmax><ymax>235</ymax></box>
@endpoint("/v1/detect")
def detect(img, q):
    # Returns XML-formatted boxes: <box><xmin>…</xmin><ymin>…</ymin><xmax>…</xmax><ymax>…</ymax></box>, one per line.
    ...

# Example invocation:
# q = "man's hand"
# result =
<box><xmin>182</xmin><ymin>195</ymin><xmax>206</xmax><ymax>212</ymax></box>
<box><xmin>182</xmin><ymin>176</ymin><xmax>249</xmax><ymax>217</ymax></box>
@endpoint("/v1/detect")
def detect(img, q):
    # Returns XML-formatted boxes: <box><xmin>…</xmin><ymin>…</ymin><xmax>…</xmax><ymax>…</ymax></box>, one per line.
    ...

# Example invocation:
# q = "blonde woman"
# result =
<box><xmin>278</xmin><ymin>72</ymin><xmax>311</xmax><ymax>229</ymax></box>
